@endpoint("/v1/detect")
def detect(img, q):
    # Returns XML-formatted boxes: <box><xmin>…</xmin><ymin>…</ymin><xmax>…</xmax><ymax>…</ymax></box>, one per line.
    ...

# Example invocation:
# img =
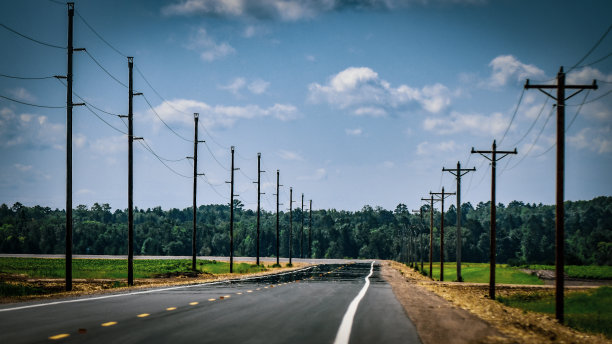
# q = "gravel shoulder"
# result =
<box><xmin>385</xmin><ymin>261</ymin><xmax>611</xmax><ymax>344</ymax></box>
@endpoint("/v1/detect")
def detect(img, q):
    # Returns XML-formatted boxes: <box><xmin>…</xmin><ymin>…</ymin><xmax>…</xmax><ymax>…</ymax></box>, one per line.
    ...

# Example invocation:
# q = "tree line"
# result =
<box><xmin>0</xmin><ymin>196</ymin><xmax>610</xmax><ymax>265</ymax></box>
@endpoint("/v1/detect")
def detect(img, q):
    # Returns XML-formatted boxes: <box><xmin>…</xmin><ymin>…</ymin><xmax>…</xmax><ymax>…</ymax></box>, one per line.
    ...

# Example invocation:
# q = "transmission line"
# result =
<box><xmin>141</xmin><ymin>94</ymin><xmax>192</xmax><ymax>142</ymax></box>
<box><xmin>0</xmin><ymin>94</ymin><xmax>65</xmax><ymax>108</ymax></box>
<box><xmin>84</xmin><ymin>50</ymin><xmax>128</xmax><ymax>88</ymax></box>
<box><xmin>0</xmin><ymin>73</ymin><xmax>56</xmax><ymax>80</ymax></box>
<box><xmin>203</xmin><ymin>141</ymin><xmax>230</xmax><ymax>171</ymax></box>
<box><xmin>75</xmin><ymin>10</ymin><xmax>127</xmax><ymax>58</ymax></box>
<box><xmin>569</xmin><ymin>23</ymin><xmax>612</xmax><ymax>72</ymax></box>
<box><xmin>509</xmin><ymin>97</ymin><xmax>549</xmax><ymax>147</ymax></box>
<box><xmin>499</xmin><ymin>88</ymin><xmax>525</xmax><ymax>145</ymax></box>
<box><xmin>0</xmin><ymin>23</ymin><xmax>65</xmax><ymax>49</ymax></box>
<box><xmin>137</xmin><ymin>139</ymin><xmax>191</xmax><ymax>178</ymax></box>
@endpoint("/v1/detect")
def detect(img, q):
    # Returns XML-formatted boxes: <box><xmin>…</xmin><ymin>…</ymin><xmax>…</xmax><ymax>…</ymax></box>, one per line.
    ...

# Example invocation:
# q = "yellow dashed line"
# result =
<box><xmin>208</xmin><ymin>298</ymin><xmax>216</xmax><ymax>301</ymax></box>
<box><xmin>166</xmin><ymin>307</ymin><xmax>177</xmax><ymax>311</ymax></box>
<box><xmin>189</xmin><ymin>302</ymin><xmax>198</xmax><ymax>306</ymax></box>
<box><xmin>246</xmin><ymin>290</ymin><xmax>253</xmax><ymax>293</ymax></box>
<box><xmin>236</xmin><ymin>292</ymin><xmax>243</xmax><ymax>295</ymax></box>
<box><xmin>49</xmin><ymin>334</ymin><xmax>70</xmax><ymax>340</ymax></box>
<box><xmin>256</xmin><ymin>288</ymin><xmax>261</xmax><ymax>291</ymax></box>
<box><xmin>264</xmin><ymin>286</ymin><xmax>268</xmax><ymax>289</ymax></box>
<box><xmin>101</xmin><ymin>321</ymin><xmax>117</xmax><ymax>327</ymax></box>
<box><xmin>137</xmin><ymin>313</ymin><xmax>150</xmax><ymax>318</ymax></box>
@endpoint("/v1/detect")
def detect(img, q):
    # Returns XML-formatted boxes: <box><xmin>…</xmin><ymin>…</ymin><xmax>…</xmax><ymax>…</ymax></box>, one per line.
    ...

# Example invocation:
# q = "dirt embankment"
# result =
<box><xmin>384</xmin><ymin>261</ymin><xmax>611</xmax><ymax>344</ymax></box>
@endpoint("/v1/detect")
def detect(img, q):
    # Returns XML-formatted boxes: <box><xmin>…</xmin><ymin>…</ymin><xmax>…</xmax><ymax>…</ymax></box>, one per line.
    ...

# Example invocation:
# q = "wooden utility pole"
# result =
<box><xmin>289</xmin><ymin>187</ymin><xmax>294</xmax><ymax>265</ymax></box>
<box><xmin>300</xmin><ymin>193</ymin><xmax>304</xmax><ymax>259</ymax></box>
<box><xmin>430</xmin><ymin>187</ymin><xmax>455</xmax><ymax>281</ymax></box>
<box><xmin>421</xmin><ymin>196</ymin><xmax>437</xmax><ymax>278</ymax></box>
<box><xmin>65</xmin><ymin>2</ymin><xmax>75</xmax><ymax>292</ymax></box>
<box><xmin>275</xmin><ymin>170</ymin><xmax>282</xmax><ymax>265</ymax></box>
<box><xmin>525</xmin><ymin>67</ymin><xmax>597</xmax><ymax>321</ymax></box>
<box><xmin>309</xmin><ymin>199</ymin><xmax>312</xmax><ymax>258</ymax></box>
<box><xmin>190</xmin><ymin>113</ymin><xmax>204</xmax><ymax>271</ymax></box>
<box><xmin>472</xmin><ymin>140</ymin><xmax>517</xmax><ymax>299</ymax></box>
<box><xmin>443</xmin><ymin>162</ymin><xmax>476</xmax><ymax>282</ymax></box>
<box><xmin>253</xmin><ymin>153</ymin><xmax>265</xmax><ymax>265</ymax></box>
<box><xmin>226</xmin><ymin>146</ymin><xmax>239</xmax><ymax>273</ymax></box>
<box><xmin>412</xmin><ymin>209</ymin><xmax>424</xmax><ymax>272</ymax></box>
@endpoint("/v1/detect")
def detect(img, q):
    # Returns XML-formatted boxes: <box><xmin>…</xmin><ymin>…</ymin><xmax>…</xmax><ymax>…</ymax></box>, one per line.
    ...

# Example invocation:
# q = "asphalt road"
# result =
<box><xmin>0</xmin><ymin>262</ymin><xmax>421</xmax><ymax>344</ymax></box>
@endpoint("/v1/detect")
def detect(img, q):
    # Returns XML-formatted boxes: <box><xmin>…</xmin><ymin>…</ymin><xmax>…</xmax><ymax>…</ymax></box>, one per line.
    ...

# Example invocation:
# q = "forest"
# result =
<box><xmin>0</xmin><ymin>196</ymin><xmax>610</xmax><ymax>266</ymax></box>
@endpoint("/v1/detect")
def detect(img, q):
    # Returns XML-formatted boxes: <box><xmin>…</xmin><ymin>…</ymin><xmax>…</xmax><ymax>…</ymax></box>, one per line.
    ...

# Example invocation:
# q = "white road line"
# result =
<box><xmin>333</xmin><ymin>261</ymin><xmax>375</xmax><ymax>344</ymax></box>
<box><xmin>0</xmin><ymin>265</ymin><xmax>315</xmax><ymax>313</ymax></box>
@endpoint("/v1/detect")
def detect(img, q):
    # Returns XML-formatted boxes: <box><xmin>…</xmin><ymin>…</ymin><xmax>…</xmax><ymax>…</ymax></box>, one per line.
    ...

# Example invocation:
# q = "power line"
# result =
<box><xmin>56</xmin><ymin>77</ymin><xmax>124</xmax><ymax>117</ymax></box>
<box><xmin>83</xmin><ymin>104</ymin><xmax>127</xmax><ymax>135</ymax></box>
<box><xmin>582</xmin><ymin>50</ymin><xmax>612</xmax><ymax>68</ymax></box>
<box><xmin>141</xmin><ymin>139</ymin><xmax>187</xmax><ymax>163</ymax></box>
<box><xmin>75</xmin><ymin>10</ymin><xmax>127</xmax><ymax>58</ymax></box>
<box><xmin>199</xmin><ymin>120</ymin><xmax>230</xmax><ymax>150</ymax></box>
<box><xmin>569</xmin><ymin>23</ymin><xmax>612</xmax><ymax>72</ymax></box>
<box><xmin>506</xmin><ymin>104</ymin><xmax>555</xmax><ymax>169</ymax></box>
<box><xmin>84</xmin><ymin>50</ymin><xmax>128</xmax><ymax>88</ymax></box>
<box><xmin>140</xmin><ymin>94</ymin><xmax>192</xmax><ymax>142</ymax></box>
<box><xmin>0</xmin><ymin>94</ymin><xmax>65</xmax><ymax>108</ymax></box>
<box><xmin>509</xmin><ymin>97</ymin><xmax>549</xmax><ymax>147</ymax></box>
<box><xmin>572</xmin><ymin>88</ymin><xmax>612</xmax><ymax>105</ymax></box>
<box><xmin>0</xmin><ymin>23</ymin><xmax>65</xmax><ymax>49</ymax></box>
<box><xmin>0</xmin><ymin>73</ymin><xmax>56</xmax><ymax>80</ymax></box>
<box><xmin>499</xmin><ymin>88</ymin><xmax>525</xmax><ymax>145</ymax></box>
<box><xmin>137</xmin><ymin>139</ymin><xmax>191</xmax><ymax>179</ymax></box>
<box><xmin>203</xmin><ymin>141</ymin><xmax>230</xmax><ymax>171</ymax></box>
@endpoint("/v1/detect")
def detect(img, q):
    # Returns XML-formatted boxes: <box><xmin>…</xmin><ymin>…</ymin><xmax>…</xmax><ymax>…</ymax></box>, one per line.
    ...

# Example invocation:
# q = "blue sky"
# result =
<box><xmin>1</xmin><ymin>0</ymin><xmax>611</xmax><ymax>212</ymax></box>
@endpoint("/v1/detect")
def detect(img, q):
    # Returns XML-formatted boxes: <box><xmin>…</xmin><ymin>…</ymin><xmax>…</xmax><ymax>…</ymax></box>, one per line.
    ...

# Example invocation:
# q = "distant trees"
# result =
<box><xmin>0</xmin><ymin>197</ymin><xmax>610</xmax><ymax>265</ymax></box>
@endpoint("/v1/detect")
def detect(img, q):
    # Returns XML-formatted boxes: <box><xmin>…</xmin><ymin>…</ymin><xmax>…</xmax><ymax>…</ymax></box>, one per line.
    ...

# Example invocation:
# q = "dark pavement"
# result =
<box><xmin>0</xmin><ymin>262</ymin><xmax>421</xmax><ymax>344</ymax></box>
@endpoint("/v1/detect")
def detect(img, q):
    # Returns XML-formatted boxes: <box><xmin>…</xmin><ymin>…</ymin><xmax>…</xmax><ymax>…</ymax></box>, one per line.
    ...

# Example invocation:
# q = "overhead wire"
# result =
<box><xmin>498</xmin><ymin>88</ymin><xmax>525</xmax><ymax>145</ymax></box>
<box><xmin>75</xmin><ymin>10</ymin><xmax>127</xmax><ymax>58</ymax></box>
<box><xmin>137</xmin><ymin>139</ymin><xmax>191</xmax><ymax>179</ymax></box>
<box><xmin>140</xmin><ymin>94</ymin><xmax>192</xmax><ymax>142</ymax></box>
<box><xmin>0</xmin><ymin>94</ymin><xmax>65</xmax><ymax>108</ymax></box>
<box><xmin>0</xmin><ymin>73</ymin><xmax>56</xmax><ymax>80</ymax></box>
<box><xmin>83</xmin><ymin>50</ymin><xmax>128</xmax><ymax>88</ymax></box>
<box><xmin>509</xmin><ymin>97</ymin><xmax>549</xmax><ymax>148</ymax></box>
<box><xmin>203</xmin><ymin>141</ymin><xmax>230</xmax><ymax>171</ymax></box>
<box><xmin>568</xmin><ymin>23</ymin><xmax>612</xmax><ymax>72</ymax></box>
<box><xmin>505</xmin><ymin>104</ymin><xmax>556</xmax><ymax>170</ymax></box>
<box><xmin>0</xmin><ymin>23</ymin><xmax>65</xmax><ymax>49</ymax></box>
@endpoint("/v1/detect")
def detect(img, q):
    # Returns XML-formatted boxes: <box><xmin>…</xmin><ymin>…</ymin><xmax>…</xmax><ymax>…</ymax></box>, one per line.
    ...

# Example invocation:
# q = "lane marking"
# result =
<box><xmin>223</xmin><ymin>295</ymin><xmax>231</xmax><ymax>298</ymax></box>
<box><xmin>49</xmin><ymin>333</ymin><xmax>69</xmax><ymax>340</ymax></box>
<box><xmin>208</xmin><ymin>298</ymin><xmax>216</xmax><ymax>301</ymax></box>
<box><xmin>333</xmin><ymin>261</ymin><xmax>375</xmax><ymax>344</ymax></box>
<box><xmin>236</xmin><ymin>292</ymin><xmax>243</xmax><ymax>295</ymax></box>
<box><xmin>0</xmin><ymin>265</ymin><xmax>317</xmax><ymax>313</ymax></box>
<box><xmin>166</xmin><ymin>307</ymin><xmax>177</xmax><ymax>311</ymax></box>
<box><xmin>189</xmin><ymin>302</ymin><xmax>198</xmax><ymax>305</ymax></box>
<box><xmin>101</xmin><ymin>321</ymin><xmax>117</xmax><ymax>327</ymax></box>
<box><xmin>246</xmin><ymin>290</ymin><xmax>253</xmax><ymax>293</ymax></box>
<box><xmin>137</xmin><ymin>313</ymin><xmax>149</xmax><ymax>318</ymax></box>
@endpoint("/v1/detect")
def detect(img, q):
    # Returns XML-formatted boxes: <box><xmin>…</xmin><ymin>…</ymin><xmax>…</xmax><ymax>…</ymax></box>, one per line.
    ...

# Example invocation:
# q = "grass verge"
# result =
<box><xmin>424</xmin><ymin>262</ymin><xmax>543</xmax><ymax>285</ymax></box>
<box><xmin>498</xmin><ymin>286</ymin><xmax>612</xmax><ymax>339</ymax></box>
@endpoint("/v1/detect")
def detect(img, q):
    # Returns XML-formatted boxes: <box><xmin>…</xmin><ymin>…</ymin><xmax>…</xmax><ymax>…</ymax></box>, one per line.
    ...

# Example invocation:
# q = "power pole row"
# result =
<box><xmin>252</xmin><ymin>153</ymin><xmax>265</xmax><ymax>266</ymax></box>
<box><xmin>189</xmin><ymin>114</ymin><xmax>205</xmax><ymax>271</ymax></box>
<box><xmin>430</xmin><ymin>187</ymin><xmax>455</xmax><ymax>281</ymax></box>
<box><xmin>226</xmin><ymin>146</ymin><xmax>239</xmax><ymax>273</ymax></box>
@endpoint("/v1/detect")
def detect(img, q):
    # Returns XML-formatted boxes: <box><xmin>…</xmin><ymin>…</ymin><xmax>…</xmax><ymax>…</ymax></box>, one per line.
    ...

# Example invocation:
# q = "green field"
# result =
<box><xmin>522</xmin><ymin>265</ymin><xmax>612</xmax><ymax>280</ymax></box>
<box><xmin>498</xmin><ymin>287</ymin><xmax>612</xmax><ymax>338</ymax></box>
<box><xmin>0</xmin><ymin>257</ymin><xmax>268</xmax><ymax>279</ymax></box>
<box><xmin>418</xmin><ymin>262</ymin><xmax>544</xmax><ymax>285</ymax></box>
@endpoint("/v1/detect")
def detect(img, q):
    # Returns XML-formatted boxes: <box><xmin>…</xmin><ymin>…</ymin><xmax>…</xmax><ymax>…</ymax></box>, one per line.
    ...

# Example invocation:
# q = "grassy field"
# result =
<box><xmin>418</xmin><ymin>262</ymin><xmax>544</xmax><ymax>285</ymax></box>
<box><xmin>498</xmin><ymin>287</ymin><xmax>612</xmax><ymax>338</ymax></box>
<box><xmin>523</xmin><ymin>264</ymin><xmax>612</xmax><ymax>280</ymax></box>
<box><xmin>0</xmin><ymin>257</ymin><xmax>269</xmax><ymax>279</ymax></box>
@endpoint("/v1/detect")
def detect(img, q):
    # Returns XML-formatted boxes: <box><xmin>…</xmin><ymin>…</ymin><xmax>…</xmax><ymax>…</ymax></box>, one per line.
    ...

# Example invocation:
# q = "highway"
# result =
<box><xmin>0</xmin><ymin>262</ymin><xmax>421</xmax><ymax>343</ymax></box>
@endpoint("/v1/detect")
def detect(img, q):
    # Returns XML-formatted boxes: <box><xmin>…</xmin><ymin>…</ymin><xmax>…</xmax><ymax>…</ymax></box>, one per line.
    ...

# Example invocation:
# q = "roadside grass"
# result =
<box><xmin>424</xmin><ymin>262</ymin><xmax>543</xmax><ymax>285</ymax></box>
<box><xmin>498</xmin><ymin>286</ymin><xmax>612</xmax><ymax>338</ymax></box>
<box><xmin>0</xmin><ymin>281</ymin><xmax>54</xmax><ymax>297</ymax></box>
<box><xmin>522</xmin><ymin>264</ymin><xmax>612</xmax><ymax>280</ymax></box>
<box><xmin>0</xmin><ymin>257</ymin><xmax>267</xmax><ymax>280</ymax></box>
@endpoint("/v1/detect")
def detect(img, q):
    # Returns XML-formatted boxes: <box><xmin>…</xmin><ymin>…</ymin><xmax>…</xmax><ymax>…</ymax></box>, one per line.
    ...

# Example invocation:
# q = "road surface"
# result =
<box><xmin>0</xmin><ymin>262</ymin><xmax>421</xmax><ymax>343</ymax></box>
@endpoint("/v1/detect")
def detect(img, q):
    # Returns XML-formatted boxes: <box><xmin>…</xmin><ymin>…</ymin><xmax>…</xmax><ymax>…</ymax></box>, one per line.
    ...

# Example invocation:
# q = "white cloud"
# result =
<box><xmin>244</xmin><ymin>25</ymin><xmax>257</xmax><ymax>38</ymax></box>
<box><xmin>248</xmin><ymin>79</ymin><xmax>270</xmax><ymax>94</ymax></box>
<box><xmin>162</xmin><ymin>0</ymin><xmax>485</xmax><ymax>21</ymax></box>
<box><xmin>144</xmin><ymin>98</ymin><xmax>298</xmax><ymax>129</ymax></box>
<box><xmin>8</xmin><ymin>87</ymin><xmax>36</xmax><ymax>102</ymax></box>
<box><xmin>345</xmin><ymin>128</ymin><xmax>363</xmax><ymax>136</ymax></box>
<box><xmin>298</xmin><ymin>168</ymin><xmax>327</xmax><ymax>181</ymax></box>
<box><xmin>487</xmin><ymin>55</ymin><xmax>545</xmax><ymax>87</ymax></box>
<box><xmin>567</xmin><ymin>66</ymin><xmax>612</xmax><ymax>84</ymax></box>
<box><xmin>188</xmin><ymin>28</ymin><xmax>235</xmax><ymax>62</ymax></box>
<box><xmin>13</xmin><ymin>163</ymin><xmax>32</xmax><ymax>172</ymax></box>
<box><xmin>306</xmin><ymin>55</ymin><xmax>316</xmax><ymax>62</ymax></box>
<box><xmin>90</xmin><ymin>135</ymin><xmax>126</xmax><ymax>155</ymax></box>
<box><xmin>0</xmin><ymin>107</ymin><xmax>64</xmax><ymax>149</ymax></box>
<box><xmin>220</xmin><ymin>77</ymin><xmax>246</xmax><ymax>95</ymax></box>
<box><xmin>423</xmin><ymin>111</ymin><xmax>509</xmax><ymax>136</ymax></box>
<box><xmin>74</xmin><ymin>133</ymin><xmax>87</xmax><ymax>150</ymax></box>
<box><xmin>416</xmin><ymin>140</ymin><xmax>457</xmax><ymax>155</ymax></box>
<box><xmin>308</xmin><ymin>66</ymin><xmax>452</xmax><ymax>114</ymax></box>
<box><xmin>568</xmin><ymin>127</ymin><xmax>612</xmax><ymax>154</ymax></box>
<box><xmin>277</xmin><ymin>150</ymin><xmax>303</xmax><ymax>161</ymax></box>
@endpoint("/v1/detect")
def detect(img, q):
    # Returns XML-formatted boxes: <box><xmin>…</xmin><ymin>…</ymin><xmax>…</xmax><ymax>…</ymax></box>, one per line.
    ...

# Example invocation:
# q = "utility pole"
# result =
<box><xmin>525</xmin><ymin>68</ymin><xmax>597</xmax><ymax>321</ymax></box>
<box><xmin>274</xmin><ymin>170</ymin><xmax>282</xmax><ymax>265</ymax></box>
<box><xmin>226</xmin><ymin>146</ymin><xmax>239</xmax><ymax>273</ymax></box>
<box><xmin>443</xmin><ymin>162</ymin><xmax>476</xmax><ymax>282</ymax></box>
<box><xmin>189</xmin><ymin>113</ymin><xmax>204</xmax><ymax>271</ymax></box>
<box><xmin>253</xmin><ymin>153</ymin><xmax>265</xmax><ymax>265</ymax></box>
<box><xmin>65</xmin><ymin>2</ymin><xmax>75</xmax><ymax>292</ymax></box>
<box><xmin>412</xmin><ymin>209</ymin><xmax>424</xmax><ymax>272</ymax></box>
<box><xmin>300</xmin><ymin>193</ymin><xmax>304</xmax><ymax>259</ymax></box>
<box><xmin>118</xmin><ymin>57</ymin><xmax>143</xmax><ymax>287</ymax></box>
<box><xmin>289</xmin><ymin>187</ymin><xmax>295</xmax><ymax>265</ymax></box>
<box><xmin>309</xmin><ymin>199</ymin><xmax>312</xmax><ymax>259</ymax></box>
<box><xmin>472</xmin><ymin>140</ymin><xmax>517</xmax><ymax>299</ymax></box>
<box><xmin>421</xmin><ymin>196</ymin><xmax>436</xmax><ymax>279</ymax></box>
<box><xmin>430</xmin><ymin>187</ymin><xmax>455</xmax><ymax>282</ymax></box>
